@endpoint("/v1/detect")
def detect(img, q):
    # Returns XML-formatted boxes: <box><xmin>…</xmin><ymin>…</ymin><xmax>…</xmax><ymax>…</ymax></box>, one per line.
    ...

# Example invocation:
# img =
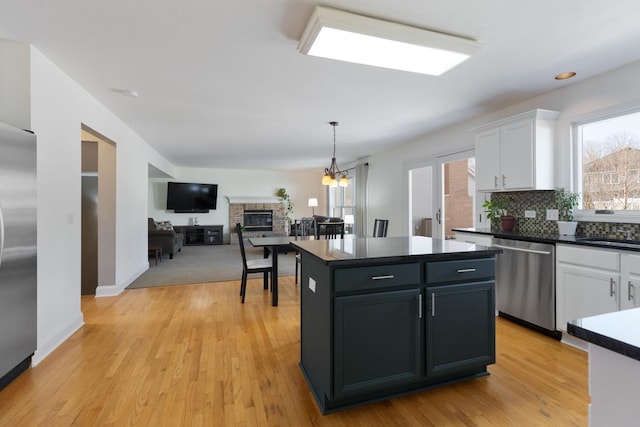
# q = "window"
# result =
<box><xmin>328</xmin><ymin>174</ymin><xmax>356</xmax><ymax>233</ymax></box>
<box><xmin>576</xmin><ymin>109</ymin><xmax>640</xmax><ymax>213</ymax></box>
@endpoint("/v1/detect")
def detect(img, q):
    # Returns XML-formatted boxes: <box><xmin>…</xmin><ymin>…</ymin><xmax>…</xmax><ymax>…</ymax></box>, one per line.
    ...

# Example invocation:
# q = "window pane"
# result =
<box><xmin>580</xmin><ymin>111</ymin><xmax>640</xmax><ymax>211</ymax></box>
<box><xmin>329</xmin><ymin>174</ymin><xmax>356</xmax><ymax>222</ymax></box>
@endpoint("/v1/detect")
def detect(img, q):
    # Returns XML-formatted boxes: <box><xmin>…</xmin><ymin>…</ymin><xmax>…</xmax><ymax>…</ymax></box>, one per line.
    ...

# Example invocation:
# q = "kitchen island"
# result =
<box><xmin>291</xmin><ymin>236</ymin><xmax>501</xmax><ymax>414</ymax></box>
<box><xmin>568</xmin><ymin>308</ymin><xmax>640</xmax><ymax>426</ymax></box>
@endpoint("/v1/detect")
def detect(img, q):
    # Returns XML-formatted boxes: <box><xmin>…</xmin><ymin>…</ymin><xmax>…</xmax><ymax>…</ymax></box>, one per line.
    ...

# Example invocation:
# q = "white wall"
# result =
<box><xmin>148</xmin><ymin>167</ymin><xmax>324</xmax><ymax>242</ymax></box>
<box><xmin>410</xmin><ymin>166</ymin><xmax>433</xmax><ymax>234</ymax></box>
<box><xmin>27</xmin><ymin>46</ymin><xmax>174</xmax><ymax>363</ymax></box>
<box><xmin>367</xmin><ymin>59</ymin><xmax>640</xmax><ymax>236</ymax></box>
<box><xmin>0</xmin><ymin>40</ymin><xmax>30</xmax><ymax>130</ymax></box>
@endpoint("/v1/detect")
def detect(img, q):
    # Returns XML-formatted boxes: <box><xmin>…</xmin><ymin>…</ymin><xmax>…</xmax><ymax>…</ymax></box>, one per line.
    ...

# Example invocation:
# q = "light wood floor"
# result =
<box><xmin>0</xmin><ymin>277</ymin><xmax>588</xmax><ymax>426</ymax></box>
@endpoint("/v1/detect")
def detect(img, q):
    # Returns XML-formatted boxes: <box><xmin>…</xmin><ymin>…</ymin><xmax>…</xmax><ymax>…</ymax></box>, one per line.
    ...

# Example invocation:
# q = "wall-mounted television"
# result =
<box><xmin>166</xmin><ymin>182</ymin><xmax>218</xmax><ymax>213</ymax></box>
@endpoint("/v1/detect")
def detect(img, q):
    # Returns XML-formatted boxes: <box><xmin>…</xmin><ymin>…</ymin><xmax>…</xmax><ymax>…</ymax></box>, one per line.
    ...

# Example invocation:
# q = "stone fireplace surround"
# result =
<box><xmin>227</xmin><ymin>197</ymin><xmax>286</xmax><ymax>244</ymax></box>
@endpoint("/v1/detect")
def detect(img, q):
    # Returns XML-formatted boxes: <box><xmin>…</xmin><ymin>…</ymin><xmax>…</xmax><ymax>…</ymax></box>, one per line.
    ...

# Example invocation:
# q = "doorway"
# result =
<box><xmin>435</xmin><ymin>150</ymin><xmax>476</xmax><ymax>239</ymax></box>
<box><xmin>81</xmin><ymin>126</ymin><xmax>116</xmax><ymax>296</ymax></box>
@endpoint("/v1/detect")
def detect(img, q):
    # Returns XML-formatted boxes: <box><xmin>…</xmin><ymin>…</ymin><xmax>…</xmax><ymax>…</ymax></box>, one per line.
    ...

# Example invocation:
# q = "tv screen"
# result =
<box><xmin>166</xmin><ymin>182</ymin><xmax>218</xmax><ymax>213</ymax></box>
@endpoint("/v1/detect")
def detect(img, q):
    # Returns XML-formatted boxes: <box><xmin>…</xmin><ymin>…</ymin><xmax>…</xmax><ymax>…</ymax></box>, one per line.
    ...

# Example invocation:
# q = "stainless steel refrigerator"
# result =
<box><xmin>0</xmin><ymin>121</ymin><xmax>37</xmax><ymax>390</ymax></box>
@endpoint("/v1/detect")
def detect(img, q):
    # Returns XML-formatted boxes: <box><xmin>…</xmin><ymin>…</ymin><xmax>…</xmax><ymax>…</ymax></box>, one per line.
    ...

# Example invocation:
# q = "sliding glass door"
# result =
<box><xmin>435</xmin><ymin>150</ymin><xmax>477</xmax><ymax>239</ymax></box>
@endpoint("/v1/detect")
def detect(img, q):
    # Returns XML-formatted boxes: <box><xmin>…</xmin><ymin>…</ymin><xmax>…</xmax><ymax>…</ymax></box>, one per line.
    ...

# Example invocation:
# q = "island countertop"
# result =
<box><xmin>567</xmin><ymin>308</ymin><xmax>640</xmax><ymax>361</ymax></box>
<box><xmin>290</xmin><ymin>235</ymin><xmax>501</xmax><ymax>266</ymax></box>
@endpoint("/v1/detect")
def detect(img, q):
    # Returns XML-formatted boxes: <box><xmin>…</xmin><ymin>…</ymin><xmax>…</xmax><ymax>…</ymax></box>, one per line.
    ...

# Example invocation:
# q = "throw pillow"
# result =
<box><xmin>155</xmin><ymin>220</ymin><xmax>174</xmax><ymax>231</ymax></box>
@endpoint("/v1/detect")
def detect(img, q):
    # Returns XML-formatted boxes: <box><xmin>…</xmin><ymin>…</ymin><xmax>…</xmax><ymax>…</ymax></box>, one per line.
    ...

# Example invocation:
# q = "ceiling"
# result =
<box><xmin>2</xmin><ymin>1</ymin><xmax>640</xmax><ymax>172</ymax></box>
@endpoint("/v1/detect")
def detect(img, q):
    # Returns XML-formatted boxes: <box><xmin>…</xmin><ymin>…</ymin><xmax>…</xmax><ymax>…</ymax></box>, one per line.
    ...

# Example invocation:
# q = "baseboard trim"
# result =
<box><xmin>96</xmin><ymin>263</ymin><xmax>148</xmax><ymax>297</ymax></box>
<box><xmin>32</xmin><ymin>312</ymin><xmax>84</xmax><ymax>366</ymax></box>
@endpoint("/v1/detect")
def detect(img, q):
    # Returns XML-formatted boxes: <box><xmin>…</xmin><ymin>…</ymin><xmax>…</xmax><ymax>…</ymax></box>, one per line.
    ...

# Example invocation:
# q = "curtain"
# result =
<box><xmin>355</xmin><ymin>162</ymin><xmax>368</xmax><ymax>235</ymax></box>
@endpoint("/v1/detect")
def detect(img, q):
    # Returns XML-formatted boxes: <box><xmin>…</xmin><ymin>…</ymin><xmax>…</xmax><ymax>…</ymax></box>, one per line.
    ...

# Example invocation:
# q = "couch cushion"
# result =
<box><xmin>148</xmin><ymin>218</ymin><xmax>157</xmax><ymax>231</ymax></box>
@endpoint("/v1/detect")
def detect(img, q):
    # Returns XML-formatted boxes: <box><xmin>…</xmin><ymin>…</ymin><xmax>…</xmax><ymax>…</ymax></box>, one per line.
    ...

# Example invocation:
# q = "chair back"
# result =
<box><xmin>373</xmin><ymin>219</ymin><xmax>389</xmax><ymax>237</ymax></box>
<box><xmin>319</xmin><ymin>222</ymin><xmax>344</xmax><ymax>239</ymax></box>
<box><xmin>236</xmin><ymin>223</ymin><xmax>248</xmax><ymax>267</ymax></box>
<box><xmin>296</xmin><ymin>217</ymin><xmax>317</xmax><ymax>239</ymax></box>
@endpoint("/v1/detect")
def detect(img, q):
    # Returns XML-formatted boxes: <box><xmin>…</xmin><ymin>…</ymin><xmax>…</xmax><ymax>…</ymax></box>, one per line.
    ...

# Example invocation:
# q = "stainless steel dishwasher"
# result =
<box><xmin>492</xmin><ymin>238</ymin><xmax>558</xmax><ymax>337</ymax></box>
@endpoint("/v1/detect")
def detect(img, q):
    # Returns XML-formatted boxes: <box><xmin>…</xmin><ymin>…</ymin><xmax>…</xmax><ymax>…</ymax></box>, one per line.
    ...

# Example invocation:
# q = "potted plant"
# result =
<box><xmin>556</xmin><ymin>188</ymin><xmax>580</xmax><ymax>235</ymax></box>
<box><xmin>482</xmin><ymin>198</ymin><xmax>514</xmax><ymax>232</ymax></box>
<box><xmin>276</xmin><ymin>188</ymin><xmax>294</xmax><ymax>232</ymax></box>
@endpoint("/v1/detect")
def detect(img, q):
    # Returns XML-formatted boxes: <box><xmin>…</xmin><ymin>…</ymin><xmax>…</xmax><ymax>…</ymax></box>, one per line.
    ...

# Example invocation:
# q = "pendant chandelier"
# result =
<box><xmin>322</xmin><ymin>121</ymin><xmax>349</xmax><ymax>187</ymax></box>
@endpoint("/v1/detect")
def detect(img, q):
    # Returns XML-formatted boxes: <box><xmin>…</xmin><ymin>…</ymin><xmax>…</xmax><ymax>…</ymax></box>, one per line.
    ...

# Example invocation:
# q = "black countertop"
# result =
<box><xmin>291</xmin><ymin>236</ymin><xmax>501</xmax><ymax>266</ymax></box>
<box><xmin>454</xmin><ymin>227</ymin><xmax>640</xmax><ymax>252</ymax></box>
<box><xmin>567</xmin><ymin>308</ymin><xmax>640</xmax><ymax>362</ymax></box>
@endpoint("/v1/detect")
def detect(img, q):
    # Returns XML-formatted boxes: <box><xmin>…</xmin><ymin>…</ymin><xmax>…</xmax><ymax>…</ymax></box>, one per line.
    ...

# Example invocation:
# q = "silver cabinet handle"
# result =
<box><xmin>502</xmin><ymin>175</ymin><xmax>506</xmax><ymax>187</ymax></box>
<box><xmin>418</xmin><ymin>294</ymin><xmax>423</xmax><ymax>319</ymax></box>
<box><xmin>610</xmin><ymin>278</ymin><xmax>616</xmax><ymax>297</ymax></box>
<box><xmin>629</xmin><ymin>281</ymin><xmax>635</xmax><ymax>302</ymax></box>
<box><xmin>371</xmin><ymin>275</ymin><xmax>395</xmax><ymax>280</ymax></box>
<box><xmin>492</xmin><ymin>244</ymin><xmax>552</xmax><ymax>256</ymax></box>
<box><xmin>457</xmin><ymin>268</ymin><xmax>477</xmax><ymax>273</ymax></box>
<box><xmin>494</xmin><ymin>176</ymin><xmax>498</xmax><ymax>188</ymax></box>
<box><xmin>431</xmin><ymin>294</ymin><xmax>436</xmax><ymax>317</ymax></box>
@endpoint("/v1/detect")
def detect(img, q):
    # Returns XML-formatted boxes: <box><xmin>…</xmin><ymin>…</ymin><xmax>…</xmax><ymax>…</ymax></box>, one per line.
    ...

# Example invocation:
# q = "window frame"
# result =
<box><xmin>573</xmin><ymin>104</ymin><xmax>640</xmax><ymax>224</ymax></box>
<box><xmin>328</xmin><ymin>173</ymin><xmax>356</xmax><ymax>231</ymax></box>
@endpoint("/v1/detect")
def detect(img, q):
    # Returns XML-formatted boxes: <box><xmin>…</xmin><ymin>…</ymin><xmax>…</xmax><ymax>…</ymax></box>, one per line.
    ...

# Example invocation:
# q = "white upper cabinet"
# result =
<box><xmin>473</xmin><ymin>109</ymin><xmax>559</xmax><ymax>192</ymax></box>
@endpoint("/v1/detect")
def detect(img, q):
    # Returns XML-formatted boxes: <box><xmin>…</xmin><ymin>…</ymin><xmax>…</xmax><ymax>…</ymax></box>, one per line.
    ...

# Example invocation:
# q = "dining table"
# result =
<box><xmin>248</xmin><ymin>235</ymin><xmax>306</xmax><ymax>306</ymax></box>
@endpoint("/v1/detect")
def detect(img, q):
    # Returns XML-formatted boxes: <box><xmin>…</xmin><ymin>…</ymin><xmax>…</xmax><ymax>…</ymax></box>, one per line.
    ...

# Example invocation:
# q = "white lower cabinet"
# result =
<box><xmin>556</xmin><ymin>244</ymin><xmax>640</xmax><ymax>331</ymax></box>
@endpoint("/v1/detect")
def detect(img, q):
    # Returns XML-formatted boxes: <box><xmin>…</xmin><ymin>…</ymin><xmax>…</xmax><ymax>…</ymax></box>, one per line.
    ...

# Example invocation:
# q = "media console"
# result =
<box><xmin>173</xmin><ymin>225</ymin><xmax>223</xmax><ymax>246</ymax></box>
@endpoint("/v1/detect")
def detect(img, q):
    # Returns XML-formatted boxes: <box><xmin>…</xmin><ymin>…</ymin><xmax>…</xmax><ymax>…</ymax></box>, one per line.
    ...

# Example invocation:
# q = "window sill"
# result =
<box><xmin>576</xmin><ymin>211</ymin><xmax>640</xmax><ymax>224</ymax></box>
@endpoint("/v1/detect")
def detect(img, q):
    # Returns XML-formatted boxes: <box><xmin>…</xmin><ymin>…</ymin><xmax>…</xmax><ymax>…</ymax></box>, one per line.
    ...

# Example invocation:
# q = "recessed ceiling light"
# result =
<box><xmin>298</xmin><ymin>6</ymin><xmax>481</xmax><ymax>76</ymax></box>
<box><xmin>555</xmin><ymin>72</ymin><xmax>576</xmax><ymax>80</ymax></box>
<box><xmin>112</xmin><ymin>88</ymin><xmax>139</xmax><ymax>98</ymax></box>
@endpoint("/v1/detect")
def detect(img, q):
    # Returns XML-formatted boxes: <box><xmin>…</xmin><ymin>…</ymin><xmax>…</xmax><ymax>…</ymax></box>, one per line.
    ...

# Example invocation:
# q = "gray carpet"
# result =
<box><xmin>128</xmin><ymin>244</ymin><xmax>297</xmax><ymax>289</ymax></box>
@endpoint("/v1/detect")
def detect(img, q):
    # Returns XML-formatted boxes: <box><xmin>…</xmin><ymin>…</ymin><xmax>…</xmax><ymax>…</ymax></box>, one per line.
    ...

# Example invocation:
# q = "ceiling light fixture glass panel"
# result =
<box><xmin>298</xmin><ymin>6</ymin><xmax>481</xmax><ymax>76</ymax></box>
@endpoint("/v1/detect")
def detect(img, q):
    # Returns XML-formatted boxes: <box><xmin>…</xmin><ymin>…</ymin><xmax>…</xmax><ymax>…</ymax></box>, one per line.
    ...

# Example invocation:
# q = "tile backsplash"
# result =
<box><xmin>489</xmin><ymin>190</ymin><xmax>638</xmax><ymax>239</ymax></box>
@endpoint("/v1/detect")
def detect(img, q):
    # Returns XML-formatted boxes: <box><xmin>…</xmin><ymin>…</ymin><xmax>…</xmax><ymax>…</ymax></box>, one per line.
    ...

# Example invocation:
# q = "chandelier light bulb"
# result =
<box><xmin>321</xmin><ymin>121</ymin><xmax>348</xmax><ymax>187</ymax></box>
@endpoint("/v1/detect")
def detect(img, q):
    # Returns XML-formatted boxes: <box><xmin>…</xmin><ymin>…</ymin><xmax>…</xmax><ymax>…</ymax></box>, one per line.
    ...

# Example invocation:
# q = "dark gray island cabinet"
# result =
<box><xmin>291</xmin><ymin>236</ymin><xmax>500</xmax><ymax>414</ymax></box>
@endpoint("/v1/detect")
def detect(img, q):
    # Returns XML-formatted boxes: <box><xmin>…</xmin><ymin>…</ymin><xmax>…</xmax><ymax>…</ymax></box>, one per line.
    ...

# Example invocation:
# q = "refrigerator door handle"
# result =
<box><xmin>0</xmin><ymin>205</ymin><xmax>4</xmax><ymax>269</ymax></box>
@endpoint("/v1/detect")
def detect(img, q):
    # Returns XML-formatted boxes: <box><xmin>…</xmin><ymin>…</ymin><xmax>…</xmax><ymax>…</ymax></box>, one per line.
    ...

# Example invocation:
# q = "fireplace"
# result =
<box><xmin>243</xmin><ymin>210</ymin><xmax>273</xmax><ymax>232</ymax></box>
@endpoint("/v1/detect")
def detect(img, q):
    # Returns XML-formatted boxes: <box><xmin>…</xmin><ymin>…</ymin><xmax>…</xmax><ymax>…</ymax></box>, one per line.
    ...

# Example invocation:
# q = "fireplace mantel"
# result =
<box><xmin>226</xmin><ymin>196</ymin><xmax>281</xmax><ymax>204</ymax></box>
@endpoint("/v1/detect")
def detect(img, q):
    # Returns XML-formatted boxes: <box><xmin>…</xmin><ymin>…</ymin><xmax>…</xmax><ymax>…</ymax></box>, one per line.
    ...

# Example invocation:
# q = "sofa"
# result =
<box><xmin>148</xmin><ymin>218</ymin><xmax>184</xmax><ymax>259</ymax></box>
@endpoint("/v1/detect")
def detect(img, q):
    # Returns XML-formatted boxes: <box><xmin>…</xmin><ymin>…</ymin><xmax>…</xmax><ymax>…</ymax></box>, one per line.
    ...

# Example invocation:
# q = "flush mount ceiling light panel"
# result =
<box><xmin>298</xmin><ymin>6</ymin><xmax>481</xmax><ymax>76</ymax></box>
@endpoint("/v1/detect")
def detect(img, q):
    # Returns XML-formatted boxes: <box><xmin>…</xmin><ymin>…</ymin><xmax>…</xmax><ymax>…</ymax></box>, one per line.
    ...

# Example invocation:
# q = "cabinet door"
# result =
<box><xmin>426</xmin><ymin>281</ymin><xmax>495</xmax><ymax>378</ymax></box>
<box><xmin>334</xmin><ymin>289</ymin><xmax>422</xmax><ymax>398</ymax></box>
<box><xmin>556</xmin><ymin>265</ymin><xmax>619</xmax><ymax>330</ymax></box>
<box><xmin>500</xmin><ymin>119</ymin><xmax>534</xmax><ymax>190</ymax></box>
<box><xmin>621</xmin><ymin>253</ymin><xmax>640</xmax><ymax>310</ymax></box>
<box><xmin>475</xmin><ymin>129</ymin><xmax>501</xmax><ymax>191</ymax></box>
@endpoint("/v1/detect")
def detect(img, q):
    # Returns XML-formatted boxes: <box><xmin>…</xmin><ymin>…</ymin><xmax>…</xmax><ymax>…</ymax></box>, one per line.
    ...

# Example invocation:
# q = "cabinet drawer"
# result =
<box><xmin>426</xmin><ymin>258</ymin><xmax>495</xmax><ymax>285</ymax></box>
<box><xmin>334</xmin><ymin>263</ymin><xmax>421</xmax><ymax>293</ymax></box>
<box><xmin>455</xmin><ymin>232</ymin><xmax>493</xmax><ymax>247</ymax></box>
<box><xmin>626</xmin><ymin>253</ymin><xmax>640</xmax><ymax>275</ymax></box>
<box><xmin>557</xmin><ymin>244</ymin><xmax>619</xmax><ymax>271</ymax></box>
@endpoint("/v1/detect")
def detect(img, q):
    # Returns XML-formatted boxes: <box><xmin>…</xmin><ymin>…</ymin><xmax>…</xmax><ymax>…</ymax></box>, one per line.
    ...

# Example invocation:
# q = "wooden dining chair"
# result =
<box><xmin>236</xmin><ymin>223</ymin><xmax>273</xmax><ymax>303</ymax></box>
<box><xmin>294</xmin><ymin>217</ymin><xmax>316</xmax><ymax>284</ymax></box>
<box><xmin>373</xmin><ymin>219</ymin><xmax>389</xmax><ymax>237</ymax></box>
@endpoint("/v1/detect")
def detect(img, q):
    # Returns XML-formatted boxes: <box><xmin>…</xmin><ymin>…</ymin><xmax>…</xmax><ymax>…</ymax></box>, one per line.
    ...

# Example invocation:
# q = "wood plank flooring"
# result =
<box><xmin>0</xmin><ymin>277</ymin><xmax>589</xmax><ymax>426</ymax></box>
